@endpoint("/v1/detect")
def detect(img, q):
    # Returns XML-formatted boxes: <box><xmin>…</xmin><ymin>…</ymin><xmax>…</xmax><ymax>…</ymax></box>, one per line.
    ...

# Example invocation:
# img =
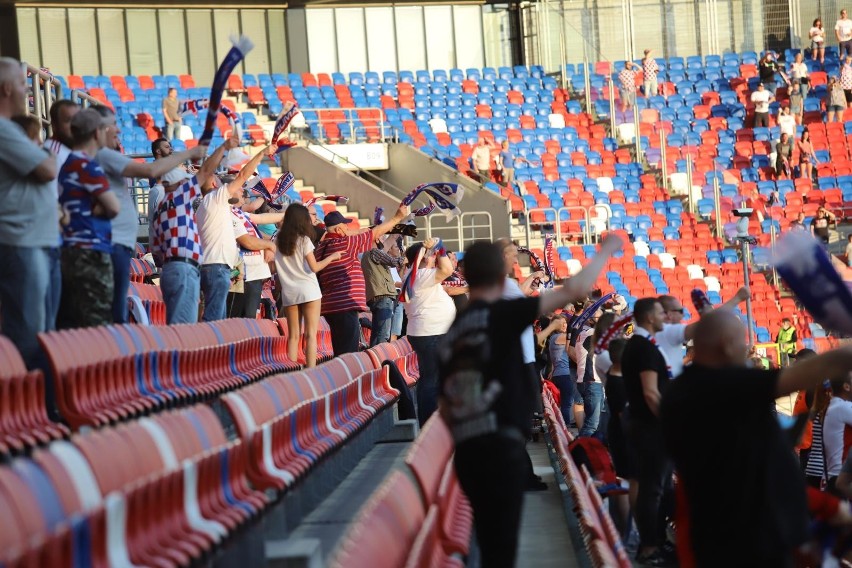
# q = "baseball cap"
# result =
<box><xmin>161</xmin><ymin>167</ymin><xmax>191</xmax><ymax>186</ymax></box>
<box><xmin>324</xmin><ymin>211</ymin><xmax>354</xmax><ymax>228</ymax></box>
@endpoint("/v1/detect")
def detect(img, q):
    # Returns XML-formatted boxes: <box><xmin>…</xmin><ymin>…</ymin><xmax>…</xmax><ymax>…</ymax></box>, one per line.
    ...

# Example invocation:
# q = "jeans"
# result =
<box><xmin>45</xmin><ymin>246</ymin><xmax>61</xmax><ymax>332</ymax></box>
<box><xmin>390</xmin><ymin>300</ymin><xmax>404</xmax><ymax>337</ymax></box>
<box><xmin>455</xmin><ymin>433</ymin><xmax>527</xmax><ymax>568</ymax></box>
<box><xmin>0</xmin><ymin>245</ymin><xmax>51</xmax><ymax>368</ymax></box>
<box><xmin>409</xmin><ymin>334</ymin><xmax>442</xmax><ymax>426</ymax></box>
<box><xmin>227</xmin><ymin>278</ymin><xmax>264</xmax><ymax>318</ymax></box>
<box><xmin>160</xmin><ymin>260</ymin><xmax>200</xmax><ymax>324</ymax></box>
<box><xmin>630</xmin><ymin>420</ymin><xmax>673</xmax><ymax>549</ymax></box>
<box><xmin>577</xmin><ymin>382</ymin><xmax>604</xmax><ymax>438</ymax></box>
<box><xmin>368</xmin><ymin>296</ymin><xmax>395</xmax><ymax>346</ymax></box>
<box><xmin>166</xmin><ymin>119</ymin><xmax>182</xmax><ymax>141</ymax></box>
<box><xmin>325</xmin><ymin>310</ymin><xmax>361</xmax><ymax>355</ymax></box>
<box><xmin>550</xmin><ymin>374</ymin><xmax>574</xmax><ymax>426</ymax></box>
<box><xmin>200</xmin><ymin>263</ymin><xmax>231</xmax><ymax>322</ymax></box>
<box><xmin>111</xmin><ymin>244</ymin><xmax>133</xmax><ymax>324</ymax></box>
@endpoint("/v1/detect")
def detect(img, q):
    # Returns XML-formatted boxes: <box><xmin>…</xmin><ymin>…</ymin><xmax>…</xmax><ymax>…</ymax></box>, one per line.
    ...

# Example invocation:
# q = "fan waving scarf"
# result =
<box><xmin>773</xmin><ymin>231</ymin><xmax>852</xmax><ymax>335</ymax></box>
<box><xmin>595</xmin><ymin>313</ymin><xmax>633</xmax><ymax>354</ymax></box>
<box><xmin>571</xmin><ymin>293</ymin><xmax>614</xmax><ymax>330</ymax></box>
<box><xmin>691</xmin><ymin>289</ymin><xmax>713</xmax><ymax>315</ymax></box>
<box><xmin>304</xmin><ymin>195</ymin><xmax>348</xmax><ymax>207</ymax></box>
<box><xmin>199</xmin><ymin>36</ymin><xmax>254</xmax><ymax>146</ymax></box>
<box><xmin>399</xmin><ymin>238</ymin><xmax>444</xmax><ymax>303</ymax></box>
<box><xmin>401</xmin><ymin>183</ymin><xmax>463</xmax><ymax>221</ymax></box>
<box><xmin>248</xmin><ymin>172</ymin><xmax>295</xmax><ymax>211</ymax></box>
<box><xmin>543</xmin><ymin>234</ymin><xmax>556</xmax><ymax>289</ymax></box>
<box><xmin>272</xmin><ymin>101</ymin><xmax>299</xmax><ymax>154</ymax></box>
<box><xmin>516</xmin><ymin>246</ymin><xmax>547</xmax><ymax>290</ymax></box>
<box><xmin>179</xmin><ymin>99</ymin><xmax>209</xmax><ymax>116</ymax></box>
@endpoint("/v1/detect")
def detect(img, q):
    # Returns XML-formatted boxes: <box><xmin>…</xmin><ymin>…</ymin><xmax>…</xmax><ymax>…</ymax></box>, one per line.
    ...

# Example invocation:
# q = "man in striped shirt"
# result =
<box><xmin>314</xmin><ymin>203</ymin><xmax>410</xmax><ymax>355</ymax></box>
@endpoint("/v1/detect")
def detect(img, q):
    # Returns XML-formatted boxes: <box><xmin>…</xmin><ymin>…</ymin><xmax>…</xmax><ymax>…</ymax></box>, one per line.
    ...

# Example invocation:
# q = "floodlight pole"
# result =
<box><xmin>738</xmin><ymin>236</ymin><xmax>756</xmax><ymax>348</ymax></box>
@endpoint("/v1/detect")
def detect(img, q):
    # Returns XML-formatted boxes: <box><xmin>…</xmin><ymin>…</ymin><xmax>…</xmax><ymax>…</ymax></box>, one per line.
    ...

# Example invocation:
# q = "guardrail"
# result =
<box><xmin>24</xmin><ymin>63</ymin><xmax>103</xmax><ymax>137</ymax></box>
<box><xmin>297</xmin><ymin>107</ymin><xmax>388</xmax><ymax>144</ymax></box>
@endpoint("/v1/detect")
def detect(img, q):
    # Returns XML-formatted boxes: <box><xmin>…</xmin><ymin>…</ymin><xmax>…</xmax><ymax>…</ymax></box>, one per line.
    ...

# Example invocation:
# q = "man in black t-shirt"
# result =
<box><xmin>438</xmin><ymin>235</ymin><xmax>622</xmax><ymax>568</ymax></box>
<box><xmin>661</xmin><ymin>310</ymin><xmax>852</xmax><ymax>567</ymax></box>
<box><xmin>621</xmin><ymin>297</ymin><xmax>672</xmax><ymax>566</ymax></box>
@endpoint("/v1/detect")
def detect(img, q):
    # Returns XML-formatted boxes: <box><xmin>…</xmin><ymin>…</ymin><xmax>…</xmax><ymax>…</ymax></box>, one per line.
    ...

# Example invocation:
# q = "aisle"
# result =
<box><xmin>516</xmin><ymin>439</ymin><xmax>585</xmax><ymax>568</ymax></box>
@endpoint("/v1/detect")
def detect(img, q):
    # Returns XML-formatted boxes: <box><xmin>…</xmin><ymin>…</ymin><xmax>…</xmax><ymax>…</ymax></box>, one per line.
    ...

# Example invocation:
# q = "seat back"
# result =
<box><xmin>405</xmin><ymin>415</ymin><xmax>454</xmax><ymax>507</ymax></box>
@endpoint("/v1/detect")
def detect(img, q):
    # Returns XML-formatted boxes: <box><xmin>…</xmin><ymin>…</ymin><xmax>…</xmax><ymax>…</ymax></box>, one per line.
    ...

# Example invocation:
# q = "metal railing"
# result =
<box><xmin>297</xmin><ymin>107</ymin><xmax>388</xmax><ymax>144</ymax></box>
<box><xmin>24</xmin><ymin>63</ymin><xmax>102</xmax><ymax>138</ymax></box>
<box><xmin>424</xmin><ymin>212</ymin><xmax>494</xmax><ymax>253</ymax></box>
<box><xmin>522</xmin><ymin>206</ymin><xmax>596</xmax><ymax>245</ymax></box>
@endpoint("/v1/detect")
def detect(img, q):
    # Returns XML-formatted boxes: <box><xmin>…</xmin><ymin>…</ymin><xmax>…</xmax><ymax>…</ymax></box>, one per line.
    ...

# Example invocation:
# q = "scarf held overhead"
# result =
<box><xmin>199</xmin><ymin>35</ymin><xmax>254</xmax><ymax>146</ymax></box>
<box><xmin>401</xmin><ymin>183</ymin><xmax>463</xmax><ymax>221</ymax></box>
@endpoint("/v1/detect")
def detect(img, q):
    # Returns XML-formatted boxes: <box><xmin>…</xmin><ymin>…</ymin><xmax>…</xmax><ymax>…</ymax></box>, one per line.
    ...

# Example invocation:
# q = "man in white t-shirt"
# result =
<box><xmin>837</xmin><ymin>10</ymin><xmax>852</xmax><ymax>58</ymax></box>
<box><xmin>402</xmin><ymin>238</ymin><xmax>456</xmax><ymax>425</ymax></box>
<box><xmin>196</xmin><ymin>138</ymin><xmax>265</xmax><ymax>321</ymax></box>
<box><xmin>824</xmin><ymin>374</ymin><xmax>852</xmax><ymax>495</ymax></box>
<box><xmin>43</xmin><ymin>99</ymin><xmax>79</xmax><ymax>332</ymax></box>
<box><xmin>471</xmin><ymin>138</ymin><xmax>493</xmax><ymax>183</ymax></box>
<box><xmin>751</xmin><ymin>83</ymin><xmax>774</xmax><ymax>128</ymax></box>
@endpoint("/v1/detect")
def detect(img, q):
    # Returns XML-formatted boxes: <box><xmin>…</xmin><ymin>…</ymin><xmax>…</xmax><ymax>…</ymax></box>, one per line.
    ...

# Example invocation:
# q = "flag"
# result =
<box><xmin>179</xmin><ymin>98</ymin><xmax>209</xmax><ymax>116</ymax></box>
<box><xmin>199</xmin><ymin>35</ymin><xmax>254</xmax><ymax>146</ymax></box>
<box><xmin>773</xmin><ymin>232</ymin><xmax>852</xmax><ymax>335</ymax></box>
<box><xmin>401</xmin><ymin>182</ymin><xmax>464</xmax><ymax>221</ymax></box>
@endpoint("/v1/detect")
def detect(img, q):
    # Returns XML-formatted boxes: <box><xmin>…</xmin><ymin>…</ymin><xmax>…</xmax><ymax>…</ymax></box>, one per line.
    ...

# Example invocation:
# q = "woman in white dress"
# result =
<box><xmin>275</xmin><ymin>204</ymin><xmax>342</xmax><ymax>367</ymax></box>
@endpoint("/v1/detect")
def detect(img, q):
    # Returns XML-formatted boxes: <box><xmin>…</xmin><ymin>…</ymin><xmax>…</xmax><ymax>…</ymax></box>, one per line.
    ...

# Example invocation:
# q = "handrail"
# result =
<box><xmin>418</xmin><ymin>141</ymin><xmax>495</xmax><ymax>189</ymax></box>
<box><xmin>297</xmin><ymin>107</ymin><xmax>387</xmax><ymax>144</ymax></box>
<box><xmin>24</xmin><ymin>62</ymin><xmax>103</xmax><ymax>138</ymax></box>
<box><xmin>523</xmin><ymin>206</ymin><xmax>593</xmax><ymax>245</ymax></box>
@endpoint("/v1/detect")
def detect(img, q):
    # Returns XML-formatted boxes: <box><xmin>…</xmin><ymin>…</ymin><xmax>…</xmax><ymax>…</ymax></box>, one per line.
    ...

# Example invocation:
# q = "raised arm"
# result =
<box><xmin>538</xmin><ymin>235</ymin><xmax>623</xmax><ymax>315</ymax></box>
<box><xmin>248</xmin><ymin>211</ymin><xmax>286</xmax><ymax>225</ymax></box>
<box><xmin>370</xmin><ymin>203</ymin><xmax>411</xmax><ymax>239</ymax></box>
<box><xmin>683</xmin><ymin>286</ymin><xmax>750</xmax><ymax>340</ymax></box>
<box><xmin>775</xmin><ymin>345</ymin><xmax>852</xmax><ymax>397</ymax></box>
<box><xmin>232</xmin><ymin>145</ymin><xmax>271</xmax><ymax>190</ymax></box>
<box><xmin>123</xmin><ymin>145</ymin><xmax>207</xmax><ymax>179</ymax></box>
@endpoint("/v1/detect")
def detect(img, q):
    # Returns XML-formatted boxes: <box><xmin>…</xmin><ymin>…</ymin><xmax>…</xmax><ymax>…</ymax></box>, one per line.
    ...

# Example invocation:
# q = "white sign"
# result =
<box><xmin>308</xmin><ymin>143</ymin><xmax>389</xmax><ymax>171</ymax></box>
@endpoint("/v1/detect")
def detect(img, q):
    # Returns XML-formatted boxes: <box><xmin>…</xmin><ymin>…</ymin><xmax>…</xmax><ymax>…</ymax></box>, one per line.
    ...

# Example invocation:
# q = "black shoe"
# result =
<box><xmin>525</xmin><ymin>479</ymin><xmax>548</xmax><ymax>491</ymax></box>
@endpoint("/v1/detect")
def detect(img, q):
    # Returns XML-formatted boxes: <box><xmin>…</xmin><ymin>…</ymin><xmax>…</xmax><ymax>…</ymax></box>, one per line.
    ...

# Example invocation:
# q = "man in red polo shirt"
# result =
<box><xmin>315</xmin><ymin>204</ymin><xmax>410</xmax><ymax>354</ymax></box>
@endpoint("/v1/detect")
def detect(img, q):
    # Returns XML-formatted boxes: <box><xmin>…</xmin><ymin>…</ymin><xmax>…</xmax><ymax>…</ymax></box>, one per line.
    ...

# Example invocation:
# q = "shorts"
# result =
<box><xmin>619</xmin><ymin>88</ymin><xmax>635</xmax><ymax>106</ymax></box>
<box><xmin>811</xmin><ymin>41</ymin><xmax>824</xmax><ymax>50</ymax></box>
<box><xmin>829</xmin><ymin>104</ymin><xmax>845</xmax><ymax>113</ymax></box>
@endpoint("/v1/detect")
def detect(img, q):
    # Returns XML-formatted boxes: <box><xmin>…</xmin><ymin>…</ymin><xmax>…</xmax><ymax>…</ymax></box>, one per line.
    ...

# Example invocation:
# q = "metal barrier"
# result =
<box><xmin>424</xmin><ymin>212</ymin><xmax>494</xmax><ymax>253</ymax></box>
<box><xmin>299</xmin><ymin>107</ymin><xmax>388</xmax><ymax>144</ymax></box>
<box><xmin>522</xmin><ymin>206</ymin><xmax>593</xmax><ymax>245</ymax></box>
<box><xmin>24</xmin><ymin>62</ymin><xmax>102</xmax><ymax>137</ymax></box>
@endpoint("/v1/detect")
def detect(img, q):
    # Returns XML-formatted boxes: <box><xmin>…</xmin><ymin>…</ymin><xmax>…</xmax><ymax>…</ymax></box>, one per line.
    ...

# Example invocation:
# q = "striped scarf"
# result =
<box><xmin>690</xmin><ymin>288</ymin><xmax>713</xmax><ymax>315</ymax></box>
<box><xmin>179</xmin><ymin>98</ymin><xmax>209</xmax><ymax>116</ymax></box>
<box><xmin>305</xmin><ymin>195</ymin><xmax>348</xmax><ymax>208</ymax></box>
<box><xmin>199</xmin><ymin>35</ymin><xmax>254</xmax><ymax>146</ymax></box>
<box><xmin>595</xmin><ymin>312</ymin><xmax>633</xmax><ymax>354</ymax></box>
<box><xmin>401</xmin><ymin>183</ymin><xmax>463</xmax><ymax>221</ymax></box>
<box><xmin>516</xmin><ymin>246</ymin><xmax>548</xmax><ymax>290</ymax></box>
<box><xmin>272</xmin><ymin>101</ymin><xmax>299</xmax><ymax>155</ymax></box>
<box><xmin>571</xmin><ymin>293</ymin><xmax>614</xmax><ymax>330</ymax></box>
<box><xmin>399</xmin><ymin>238</ymin><xmax>445</xmax><ymax>303</ymax></box>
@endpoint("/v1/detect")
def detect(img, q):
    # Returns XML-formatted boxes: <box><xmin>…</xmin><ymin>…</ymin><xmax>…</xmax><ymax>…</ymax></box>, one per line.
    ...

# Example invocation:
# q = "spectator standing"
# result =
<box><xmin>821</xmin><ymin>374</ymin><xmax>852</xmax><ymax>496</ymax></box>
<box><xmin>403</xmin><ymin>237</ymin><xmax>456</xmax><ymax>425</ymax></box>
<box><xmin>661</xmin><ymin>310</ymin><xmax>852</xmax><ymax>566</ymax></box>
<box><xmin>471</xmin><ymin>138</ymin><xmax>492</xmax><ymax>183</ymax></box>
<box><xmin>56</xmin><ymin>109</ymin><xmax>119</xmax><ymax>329</ymax></box>
<box><xmin>641</xmin><ymin>49</ymin><xmax>659</xmax><ymax>97</ymax></box>
<box><xmin>0</xmin><ymin>57</ymin><xmax>59</xmax><ymax>368</ymax></box>
<box><xmin>275</xmin><ymin>204</ymin><xmax>342</xmax><ymax>367</ymax></box>
<box><xmin>498</xmin><ymin>140</ymin><xmax>516</xmax><ymax>189</ymax></box>
<box><xmin>314</xmin><ymin>204</ymin><xmax>410</xmax><ymax>355</ymax></box>
<box><xmin>361</xmin><ymin>236</ymin><xmax>405</xmax><ymax>346</ymax></box>
<box><xmin>811</xmin><ymin>206</ymin><xmax>834</xmax><ymax>245</ymax></box>
<box><xmin>229</xmin><ymin>190</ymin><xmax>281</xmax><ymax>318</ymax></box>
<box><xmin>811</xmin><ymin>18</ymin><xmax>826</xmax><ymax>64</ymax></box>
<box><xmin>838</xmin><ymin>9</ymin><xmax>852</xmax><ymax>58</ymax></box>
<box><xmin>43</xmin><ymin>99</ymin><xmax>79</xmax><ymax>331</ymax></box>
<box><xmin>152</xmin><ymin>140</ymin><xmax>227</xmax><ymax>324</ymax></box>
<box><xmin>621</xmin><ymin>297</ymin><xmax>672</xmax><ymax>565</ymax></box>
<box><xmin>758</xmin><ymin>52</ymin><xmax>786</xmax><ymax>94</ymax></box>
<box><xmin>574</xmin><ymin>309</ymin><xmax>609</xmax><ymax>438</ymax></box>
<box><xmin>196</xmin><ymin>144</ymin><xmax>266</xmax><ymax>322</ymax></box>
<box><xmin>751</xmin><ymin>83</ymin><xmax>773</xmax><ymax>128</ymax></box>
<box><xmin>93</xmin><ymin>105</ymin><xmax>204</xmax><ymax>323</ymax></box>
<box><xmin>146</xmin><ymin>137</ymin><xmax>175</xmax><ymax>249</ymax></box>
<box><xmin>546</xmin><ymin>315</ymin><xmax>573</xmax><ymax>426</ymax></box>
<box><xmin>776</xmin><ymin>317</ymin><xmax>798</xmax><ymax>365</ymax></box>
<box><xmin>604</xmin><ymin>338</ymin><xmax>635</xmax><ymax>497</ymax></box>
<box><xmin>777</xmin><ymin>107</ymin><xmax>796</xmax><ymax>139</ymax></box>
<box><xmin>827</xmin><ymin>76</ymin><xmax>848</xmax><ymax>123</ymax></box>
<box><xmin>438</xmin><ymin>235</ymin><xmax>621</xmax><ymax>568</ymax></box>
<box><xmin>788</xmin><ymin>52</ymin><xmax>810</xmax><ymax>100</ymax></box>
<box><xmin>797</xmin><ymin>129</ymin><xmax>816</xmax><ymax>180</ymax></box>
<box><xmin>618</xmin><ymin>61</ymin><xmax>640</xmax><ymax>113</ymax></box>
<box><xmin>442</xmin><ymin>250</ymin><xmax>469</xmax><ymax>313</ymax></box>
<box><xmin>162</xmin><ymin>88</ymin><xmax>182</xmax><ymax>141</ymax></box>
<box><xmin>842</xmin><ymin>55</ymin><xmax>852</xmax><ymax>104</ymax></box>
<box><xmin>791</xmin><ymin>212</ymin><xmax>807</xmax><ymax>231</ymax></box>
<box><xmin>805</xmin><ymin>381</ymin><xmax>831</xmax><ymax>489</ymax></box>
<box><xmin>788</xmin><ymin>82</ymin><xmax>804</xmax><ymax>125</ymax></box>
<box><xmin>776</xmin><ymin>132</ymin><xmax>793</xmax><ymax>179</ymax></box>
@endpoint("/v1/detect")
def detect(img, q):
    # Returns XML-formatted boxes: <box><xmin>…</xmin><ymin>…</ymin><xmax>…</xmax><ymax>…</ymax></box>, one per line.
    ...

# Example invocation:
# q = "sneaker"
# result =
<box><xmin>636</xmin><ymin>550</ymin><xmax>670</xmax><ymax>567</ymax></box>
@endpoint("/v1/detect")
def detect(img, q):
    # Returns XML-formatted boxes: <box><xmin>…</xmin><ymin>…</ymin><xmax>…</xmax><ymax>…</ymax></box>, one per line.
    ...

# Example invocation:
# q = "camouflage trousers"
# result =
<box><xmin>58</xmin><ymin>247</ymin><xmax>114</xmax><ymax>329</ymax></box>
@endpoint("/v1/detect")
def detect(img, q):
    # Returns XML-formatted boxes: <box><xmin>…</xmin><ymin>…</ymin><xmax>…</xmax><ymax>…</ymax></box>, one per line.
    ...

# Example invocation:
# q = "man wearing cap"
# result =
<box><xmin>361</xmin><ymin>236</ymin><xmax>405</xmax><ymax>346</ymax></box>
<box><xmin>641</xmin><ymin>49</ymin><xmax>659</xmax><ymax>97</ymax></box>
<box><xmin>57</xmin><ymin>108</ymin><xmax>120</xmax><ymax>329</ymax></box>
<box><xmin>314</xmin><ymin>203</ymin><xmax>411</xmax><ymax>355</ymax></box>
<box><xmin>153</xmin><ymin>137</ymin><xmax>232</xmax><ymax>324</ymax></box>
<box><xmin>195</xmin><ymin>144</ymin><xmax>269</xmax><ymax>322</ymax></box>
<box><xmin>0</xmin><ymin>57</ymin><xmax>59</xmax><ymax>368</ymax></box>
<box><xmin>92</xmin><ymin>105</ymin><xmax>207</xmax><ymax>324</ymax></box>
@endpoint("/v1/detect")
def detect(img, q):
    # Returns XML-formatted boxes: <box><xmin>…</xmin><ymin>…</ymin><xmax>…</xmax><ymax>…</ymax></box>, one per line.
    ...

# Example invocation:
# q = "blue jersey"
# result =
<box><xmin>59</xmin><ymin>151</ymin><xmax>113</xmax><ymax>253</ymax></box>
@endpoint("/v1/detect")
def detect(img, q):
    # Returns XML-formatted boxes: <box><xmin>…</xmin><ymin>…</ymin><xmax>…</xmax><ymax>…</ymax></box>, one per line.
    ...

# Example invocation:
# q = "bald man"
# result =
<box><xmin>661</xmin><ymin>310</ymin><xmax>852</xmax><ymax>567</ymax></box>
<box><xmin>0</xmin><ymin>57</ymin><xmax>59</xmax><ymax>369</ymax></box>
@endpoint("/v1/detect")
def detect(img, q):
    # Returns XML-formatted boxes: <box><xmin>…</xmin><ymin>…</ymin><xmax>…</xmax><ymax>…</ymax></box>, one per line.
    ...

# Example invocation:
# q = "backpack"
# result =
<box><xmin>568</xmin><ymin>437</ymin><xmax>626</xmax><ymax>496</ymax></box>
